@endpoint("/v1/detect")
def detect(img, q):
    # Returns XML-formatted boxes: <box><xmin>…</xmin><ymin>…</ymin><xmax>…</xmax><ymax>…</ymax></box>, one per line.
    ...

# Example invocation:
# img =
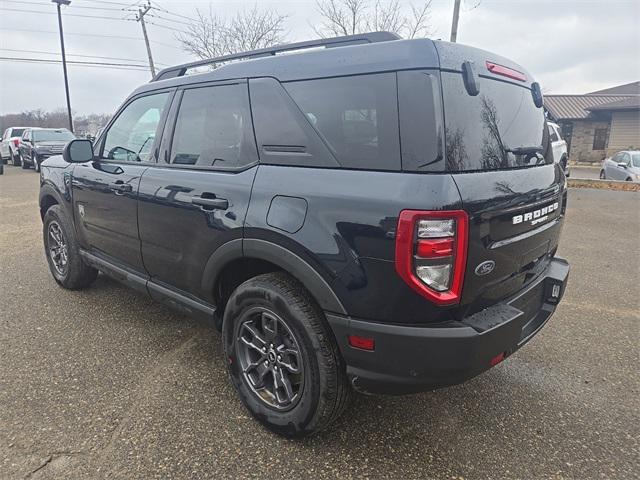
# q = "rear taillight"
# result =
<box><xmin>13</xmin><ymin>139</ymin><xmax>19</xmax><ymax>147</ymax></box>
<box><xmin>395</xmin><ymin>210</ymin><xmax>468</xmax><ymax>305</ymax></box>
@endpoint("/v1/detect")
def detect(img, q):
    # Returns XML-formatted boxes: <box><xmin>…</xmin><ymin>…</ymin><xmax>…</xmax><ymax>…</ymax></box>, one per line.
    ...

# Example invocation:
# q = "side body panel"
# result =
<box><xmin>245</xmin><ymin>165</ymin><xmax>462</xmax><ymax>324</ymax></box>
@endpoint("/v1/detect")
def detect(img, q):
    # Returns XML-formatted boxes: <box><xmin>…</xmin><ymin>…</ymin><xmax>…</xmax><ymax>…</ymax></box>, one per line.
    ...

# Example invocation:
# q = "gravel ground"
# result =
<box><xmin>1</xmin><ymin>166</ymin><xmax>639</xmax><ymax>479</ymax></box>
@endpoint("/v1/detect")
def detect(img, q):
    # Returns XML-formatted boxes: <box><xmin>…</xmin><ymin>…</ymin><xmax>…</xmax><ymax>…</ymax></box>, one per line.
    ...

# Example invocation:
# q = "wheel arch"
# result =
<box><xmin>203</xmin><ymin>238</ymin><xmax>347</xmax><ymax>317</ymax></box>
<box><xmin>39</xmin><ymin>184</ymin><xmax>63</xmax><ymax>221</ymax></box>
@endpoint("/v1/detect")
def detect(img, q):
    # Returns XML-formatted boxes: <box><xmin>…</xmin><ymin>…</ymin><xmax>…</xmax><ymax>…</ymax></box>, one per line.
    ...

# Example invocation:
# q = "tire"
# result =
<box><xmin>12</xmin><ymin>151</ymin><xmax>21</xmax><ymax>166</ymax></box>
<box><xmin>33</xmin><ymin>155</ymin><xmax>40</xmax><ymax>172</ymax></box>
<box><xmin>626</xmin><ymin>177</ymin><xmax>632</xmax><ymax>182</ymax></box>
<box><xmin>43</xmin><ymin>205</ymin><xmax>98</xmax><ymax>290</ymax></box>
<box><xmin>599</xmin><ymin>170</ymin><xmax>606</xmax><ymax>179</ymax></box>
<box><xmin>20</xmin><ymin>153</ymin><xmax>29</xmax><ymax>169</ymax></box>
<box><xmin>223</xmin><ymin>272</ymin><xmax>350</xmax><ymax>438</ymax></box>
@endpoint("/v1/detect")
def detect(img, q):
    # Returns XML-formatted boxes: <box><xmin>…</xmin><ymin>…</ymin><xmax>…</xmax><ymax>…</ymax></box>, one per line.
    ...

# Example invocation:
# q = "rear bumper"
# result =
<box><xmin>327</xmin><ymin>256</ymin><xmax>569</xmax><ymax>394</ymax></box>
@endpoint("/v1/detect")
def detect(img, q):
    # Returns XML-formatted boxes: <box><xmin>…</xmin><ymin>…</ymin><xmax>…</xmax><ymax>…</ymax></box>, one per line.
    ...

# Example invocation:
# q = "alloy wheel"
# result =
<box><xmin>236</xmin><ymin>307</ymin><xmax>304</xmax><ymax>411</ymax></box>
<box><xmin>48</xmin><ymin>221</ymin><xmax>68</xmax><ymax>276</ymax></box>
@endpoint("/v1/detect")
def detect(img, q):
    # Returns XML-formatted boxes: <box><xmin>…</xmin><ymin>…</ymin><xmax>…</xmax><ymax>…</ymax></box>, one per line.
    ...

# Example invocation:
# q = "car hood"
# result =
<box><xmin>41</xmin><ymin>155</ymin><xmax>68</xmax><ymax>168</ymax></box>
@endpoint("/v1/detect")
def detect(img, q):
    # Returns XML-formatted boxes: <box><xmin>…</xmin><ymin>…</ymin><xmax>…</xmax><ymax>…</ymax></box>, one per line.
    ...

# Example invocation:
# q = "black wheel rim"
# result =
<box><xmin>48</xmin><ymin>221</ymin><xmax>68</xmax><ymax>276</ymax></box>
<box><xmin>236</xmin><ymin>307</ymin><xmax>304</xmax><ymax>411</ymax></box>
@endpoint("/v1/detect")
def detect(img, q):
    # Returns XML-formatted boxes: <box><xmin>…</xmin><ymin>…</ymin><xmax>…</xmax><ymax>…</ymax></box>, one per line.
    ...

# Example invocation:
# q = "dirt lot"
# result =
<box><xmin>1</xmin><ymin>166</ymin><xmax>639</xmax><ymax>479</ymax></box>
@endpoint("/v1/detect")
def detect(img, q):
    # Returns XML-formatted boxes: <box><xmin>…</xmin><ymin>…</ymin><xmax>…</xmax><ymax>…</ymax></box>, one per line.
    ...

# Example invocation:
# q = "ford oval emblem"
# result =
<box><xmin>475</xmin><ymin>260</ymin><xmax>495</xmax><ymax>276</ymax></box>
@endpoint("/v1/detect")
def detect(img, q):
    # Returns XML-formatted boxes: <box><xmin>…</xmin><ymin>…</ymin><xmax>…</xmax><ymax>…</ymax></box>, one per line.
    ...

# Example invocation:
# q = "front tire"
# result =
<box><xmin>223</xmin><ymin>272</ymin><xmax>350</xmax><ymax>438</ymax></box>
<box><xmin>20</xmin><ymin>153</ymin><xmax>29</xmax><ymax>169</ymax></box>
<box><xmin>600</xmin><ymin>170</ymin><xmax>606</xmax><ymax>179</ymax></box>
<box><xmin>43</xmin><ymin>205</ymin><xmax>98</xmax><ymax>289</ymax></box>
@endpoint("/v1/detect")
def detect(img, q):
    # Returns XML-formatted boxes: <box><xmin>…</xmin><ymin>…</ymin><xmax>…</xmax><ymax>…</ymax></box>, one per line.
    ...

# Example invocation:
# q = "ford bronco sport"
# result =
<box><xmin>39</xmin><ymin>32</ymin><xmax>569</xmax><ymax>437</ymax></box>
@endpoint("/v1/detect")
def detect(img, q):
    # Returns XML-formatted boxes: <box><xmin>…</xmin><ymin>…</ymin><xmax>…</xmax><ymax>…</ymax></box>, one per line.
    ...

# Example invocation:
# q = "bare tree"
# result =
<box><xmin>314</xmin><ymin>0</ymin><xmax>433</xmax><ymax>39</ymax></box>
<box><xmin>176</xmin><ymin>5</ymin><xmax>289</xmax><ymax>61</ymax></box>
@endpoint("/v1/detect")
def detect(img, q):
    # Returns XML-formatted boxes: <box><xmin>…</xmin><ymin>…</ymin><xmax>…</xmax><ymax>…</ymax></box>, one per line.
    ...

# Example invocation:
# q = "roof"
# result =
<box><xmin>135</xmin><ymin>37</ymin><xmax>439</xmax><ymax>97</ymax></box>
<box><xmin>544</xmin><ymin>95</ymin><xmax>637</xmax><ymax>120</ymax></box>
<box><xmin>587</xmin><ymin>96</ymin><xmax>640</xmax><ymax>112</ymax></box>
<box><xmin>589</xmin><ymin>81</ymin><xmax>640</xmax><ymax>95</ymax></box>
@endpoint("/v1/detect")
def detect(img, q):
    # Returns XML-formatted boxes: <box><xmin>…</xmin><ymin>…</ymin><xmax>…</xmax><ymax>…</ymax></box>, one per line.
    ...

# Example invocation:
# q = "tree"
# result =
<box><xmin>176</xmin><ymin>5</ymin><xmax>289</xmax><ymax>62</ymax></box>
<box><xmin>314</xmin><ymin>0</ymin><xmax>433</xmax><ymax>39</ymax></box>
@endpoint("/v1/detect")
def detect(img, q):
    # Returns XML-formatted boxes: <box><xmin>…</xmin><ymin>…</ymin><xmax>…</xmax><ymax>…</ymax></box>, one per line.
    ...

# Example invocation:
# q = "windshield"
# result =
<box><xmin>441</xmin><ymin>72</ymin><xmax>550</xmax><ymax>172</ymax></box>
<box><xmin>11</xmin><ymin>128</ymin><xmax>25</xmax><ymax>137</ymax></box>
<box><xmin>632</xmin><ymin>153</ymin><xmax>640</xmax><ymax>168</ymax></box>
<box><xmin>33</xmin><ymin>130</ymin><xmax>75</xmax><ymax>142</ymax></box>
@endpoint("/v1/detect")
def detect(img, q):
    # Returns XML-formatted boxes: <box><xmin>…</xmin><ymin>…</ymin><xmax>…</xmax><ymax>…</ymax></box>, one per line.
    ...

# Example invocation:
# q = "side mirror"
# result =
<box><xmin>63</xmin><ymin>139</ymin><xmax>94</xmax><ymax>163</ymax></box>
<box><xmin>617</xmin><ymin>162</ymin><xmax>628</xmax><ymax>168</ymax></box>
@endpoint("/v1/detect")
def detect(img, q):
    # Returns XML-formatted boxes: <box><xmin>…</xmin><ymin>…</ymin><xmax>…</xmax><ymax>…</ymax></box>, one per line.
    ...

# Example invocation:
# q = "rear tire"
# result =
<box><xmin>12</xmin><ymin>151</ymin><xmax>21</xmax><ymax>166</ymax></box>
<box><xmin>223</xmin><ymin>272</ymin><xmax>350</xmax><ymax>438</ymax></box>
<box><xmin>33</xmin><ymin>156</ymin><xmax>40</xmax><ymax>172</ymax></box>
<box><xmin>599</xmin><ymin>170</ymin><xmax>606</xmax><ymax>179</ymax></box>
<box><xmin>20</xmin><ymin>153</ymin><xmax>29</xmax><ymax>169</ymax></box>
<box><xmin>43</xmin><ymin>205</ymin><xmax>98</xmax><ymax>290</ymax></box>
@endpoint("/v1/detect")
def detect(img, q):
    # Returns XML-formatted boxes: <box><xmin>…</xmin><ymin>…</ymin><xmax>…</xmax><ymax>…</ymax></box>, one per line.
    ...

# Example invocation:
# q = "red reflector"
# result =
<box><xmin>417</xmin><ymin>238</ymin><xmax>454</xmax><ymax>258</ymax></box>
<box><xmin>13</xmin><ymin>139</ymin><xmax>19</xmax><ymax>147</ymax></box>
<box><xmin>486</xmin><ymin>61</ymin><xmax>526</xmax><ymax>82</ymax></box>
<box><xmin>348</xmin><ymin>335</ymin><xmax>375</xmax><ymax>351</ymax></box>
<box><xmin>490</xmin><ymin>352</ymin><xmax>506</xmax><ymax>367</ymax></box>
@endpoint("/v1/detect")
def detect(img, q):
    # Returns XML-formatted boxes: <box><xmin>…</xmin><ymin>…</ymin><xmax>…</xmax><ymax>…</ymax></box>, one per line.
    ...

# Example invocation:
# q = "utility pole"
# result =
<box><xmin>136</xmin><ymin>2</ymin><xmax>156</xmax><ymax>77</ymax></box>
<box><xmin>450</xmin><ymin>0</ymin><xmax>461</xmax><ymax>42</ymax></box>
<box><xmin>51</xmin><ymin>0</ymin><xmax>73</xmax><ymax>132</ymax></box>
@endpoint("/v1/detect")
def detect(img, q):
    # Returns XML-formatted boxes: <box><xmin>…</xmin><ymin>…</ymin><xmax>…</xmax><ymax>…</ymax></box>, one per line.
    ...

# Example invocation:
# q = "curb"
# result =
<box><xmin>568</xmin><ymin>178</ymin><xmax>640</xmax><ymax>192</ymax></box>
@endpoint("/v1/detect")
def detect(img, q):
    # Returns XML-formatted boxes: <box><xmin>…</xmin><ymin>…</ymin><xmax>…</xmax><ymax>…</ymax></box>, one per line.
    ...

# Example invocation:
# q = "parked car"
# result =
<box><xmin>18</xmin><ymin>127</ymin><xmax>75</xmax><ymax>172</ymax></box>
<box><xmin>38</xmin><ymin>32</ymin><xmax>569</xmax><ymax>437</ymax></box>
<box><xmin>548</xmin><ymin>121</ymin><xmax>569</xmax><ymax>177</ymax></box>
<box><xmin>600</xmin><ymin>150</ymin><xmax>640</xmax><ymax>182</ymax></box>
<box><xmin>1</xmin><ymin>127</ymin><xmax>27</xmax><ymax>165</ymax></box>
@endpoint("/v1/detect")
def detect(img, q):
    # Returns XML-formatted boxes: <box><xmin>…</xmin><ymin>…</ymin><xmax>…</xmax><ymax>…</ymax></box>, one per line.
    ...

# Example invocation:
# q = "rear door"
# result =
<box><xmin>138</xmin><ymin>80</ymin><xmax>258</xmax><ymax>305</ymax></box>
<box><xmin>72</xmin><ymin>90</ymin><xmax>173</xmax><ymax>273</ymax></box>
<box><xmin>436</xmin><ymin>46</ymin><xmax>566</xmax><ymax>314</ymax></box>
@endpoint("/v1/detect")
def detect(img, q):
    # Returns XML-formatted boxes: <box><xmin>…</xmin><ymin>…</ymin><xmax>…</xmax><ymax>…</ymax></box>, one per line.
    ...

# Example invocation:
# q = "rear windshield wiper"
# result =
<box><xmin>505</xmin><ymin>145</ymin><xmax>543</xmax><ymax>155</ymax></box>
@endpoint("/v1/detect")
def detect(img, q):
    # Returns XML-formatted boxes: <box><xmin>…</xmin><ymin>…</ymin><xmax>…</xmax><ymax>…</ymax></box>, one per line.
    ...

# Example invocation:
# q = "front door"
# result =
<box><xmin>72</xmin><ymin>90</ymin><xmax>173</xmax><ymax>272</ymax></box>
<box><xmin>138</xmin><ymin>81</ymin><xmax>258</xmax><ymax>304</ymax></box>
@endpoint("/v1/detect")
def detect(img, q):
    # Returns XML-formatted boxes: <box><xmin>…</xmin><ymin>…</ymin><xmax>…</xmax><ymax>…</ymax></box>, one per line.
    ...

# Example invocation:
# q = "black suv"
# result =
<box><xmin>39</xmin><ymin>33</ymin><xmax>569</xmax><ymax>437</ymax></box>
<box><xmin>19</xmin><ymin>127</ymin><xmax>76</xmax><ymax>172</ymax></box>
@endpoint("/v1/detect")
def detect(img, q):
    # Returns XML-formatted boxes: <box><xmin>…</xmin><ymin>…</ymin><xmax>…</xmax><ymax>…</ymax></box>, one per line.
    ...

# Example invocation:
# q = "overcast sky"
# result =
<box><xmin>0</xmin><ymin>0</ymin><xmax>639</xmax><ymax>115</ymax></box>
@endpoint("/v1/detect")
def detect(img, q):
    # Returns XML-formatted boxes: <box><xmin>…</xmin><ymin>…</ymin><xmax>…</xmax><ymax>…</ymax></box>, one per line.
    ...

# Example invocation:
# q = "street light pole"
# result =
<box><xmin>450</xmin><ymin>0</ymin><xmax>461</xmax><ymax>42</ymax></box>
<box><xmin>52</xmin><ymin>0</ymin><xmax>73</xmax><ymax>132</ymax></box>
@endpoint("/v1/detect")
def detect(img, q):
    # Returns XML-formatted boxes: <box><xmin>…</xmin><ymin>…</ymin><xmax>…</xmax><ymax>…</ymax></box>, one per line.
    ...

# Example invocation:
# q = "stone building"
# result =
<box><xmin>544</xmin><ymin>81</ymin><xmax>640</xmax><ymax>163</ymax></box>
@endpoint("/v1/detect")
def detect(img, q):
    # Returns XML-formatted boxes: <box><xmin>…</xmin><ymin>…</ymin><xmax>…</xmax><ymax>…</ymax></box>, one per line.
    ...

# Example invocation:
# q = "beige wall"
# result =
<box><xmin>607</xmin><ymin>110</ymin><xmax>640</xmax><ymax>156</ymax></box>
<box><xmin>568</xmin><ymin>119</ymin><xmax>610</xmax><ymax>163</ymax></box>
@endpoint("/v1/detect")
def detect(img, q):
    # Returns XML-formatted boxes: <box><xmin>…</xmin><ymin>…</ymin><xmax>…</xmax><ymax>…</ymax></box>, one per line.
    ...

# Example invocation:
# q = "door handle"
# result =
<box><xmin>191</xmin><ymin>195</ymin><xmax>228</xmax><ymax>211</ymax></box>
<box><xmin>108</xmin><ymin>182</ymin><xmax>133</xmax><ymax>194</ymax></box>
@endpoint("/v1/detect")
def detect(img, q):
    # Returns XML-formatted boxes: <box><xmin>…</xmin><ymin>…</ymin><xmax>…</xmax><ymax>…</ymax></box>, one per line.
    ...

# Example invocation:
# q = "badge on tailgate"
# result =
<box><xmin>512</xmin><ymin>202</ymin><xmax>559</xmax><ymax>227</ymax></box>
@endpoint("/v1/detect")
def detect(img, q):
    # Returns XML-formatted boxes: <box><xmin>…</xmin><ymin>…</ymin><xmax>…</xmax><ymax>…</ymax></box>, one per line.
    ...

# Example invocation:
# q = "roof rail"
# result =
<box><xmin>151</xmin><ymin>31</ymin><xmax>401</xmax><ymax>82</ymax></box>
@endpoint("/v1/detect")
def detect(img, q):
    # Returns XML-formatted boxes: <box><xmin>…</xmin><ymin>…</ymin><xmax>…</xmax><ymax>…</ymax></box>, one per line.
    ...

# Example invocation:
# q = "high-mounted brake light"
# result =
<box><xmin>486</xmin><ymin>61</ymin><xmax>527</xmax><ymax>82</ymax></box>
<box><xmin>395</xmin><ymin>210</ymin><xmax>468</xmax><ymax>305</ymax></box>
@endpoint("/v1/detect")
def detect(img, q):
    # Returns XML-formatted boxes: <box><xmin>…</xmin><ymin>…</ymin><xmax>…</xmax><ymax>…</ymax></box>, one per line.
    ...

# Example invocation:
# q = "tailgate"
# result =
<box><xmin>452</xmin><ymin>165</ymin><xmax>567</xmax><ymax>314</ymax></box>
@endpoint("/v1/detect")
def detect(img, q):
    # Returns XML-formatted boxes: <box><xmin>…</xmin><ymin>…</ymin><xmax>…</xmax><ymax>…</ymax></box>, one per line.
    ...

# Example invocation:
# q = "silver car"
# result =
<box><xmin>600</xmin><ymin>150</ymin><xmax>640</xmax><ymax>182</ymax></box>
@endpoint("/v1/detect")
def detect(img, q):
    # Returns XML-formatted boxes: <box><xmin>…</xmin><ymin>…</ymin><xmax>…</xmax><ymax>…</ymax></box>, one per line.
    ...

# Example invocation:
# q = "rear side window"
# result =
<box><xmin>441</xmin><ymin>72</ymin><xmax>550</xmax><ymax>172</ymax></box>
<box><xmin>11</xmin><ymin>128</ymin><xmax>25</xmax><ymax>138</ymax></box>
<box><xmin>284</xmin><ymin>73</ymin><xmax>401</xmax><ymax>170</ymax></box>
<box><xmin>169</xmin><ymin>83</ymin><xmax>257</xmax><ymax>168</ymax></box>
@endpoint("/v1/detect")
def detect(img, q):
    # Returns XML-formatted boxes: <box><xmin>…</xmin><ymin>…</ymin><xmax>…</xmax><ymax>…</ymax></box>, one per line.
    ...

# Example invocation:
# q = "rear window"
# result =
<box><xmin>441</xmin><ymin>72</ymin><xmax>550</xmax><ymax>172</ymax></box>
<box><xmin>284</xmin><ymin>73</ymin><xmax>400</xmax><ymax>171</ymax></box>
<box><xmin>11</xmin><ymin>129</ymin><xmax>25</xmax><ymax>137</ymax></box>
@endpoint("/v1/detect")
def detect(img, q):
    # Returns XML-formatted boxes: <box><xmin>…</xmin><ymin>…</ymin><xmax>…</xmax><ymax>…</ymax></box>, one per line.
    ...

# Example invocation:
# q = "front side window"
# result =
<box><xmin>102</xmin><ymin>92</ymin><xmax>170</xmax><ymax>162</ymax></box>
<box><xmin>284</xmin><ymin>73</ymin><xmax>400</xmax><ymax>170</ymax></box>
<box><xmin>169</xmin><ymin>83</ymin><xmax>257</xmax><ymax>168</ymax></box>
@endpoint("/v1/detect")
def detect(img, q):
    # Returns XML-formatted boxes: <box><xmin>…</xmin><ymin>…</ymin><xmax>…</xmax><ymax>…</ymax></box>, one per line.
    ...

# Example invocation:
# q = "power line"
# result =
<box><xmin>0</xmin><ymin>27</ymin><xmax>184</xmax><ymax>50</ymax></box>
<box><xmin>0</xmin><ymin>47</ymin><xmax>167</xmax><ymax>66</ymax></box>
<box><xmin>0</xmin><ymin>56</ymin><xmax>150</xmax><ymax>71</ymax></box>
<box><xmin>0</xmin><ymin>0</ymin><xmax>130</xmax><ymax>11</ymax></box>
<box><xmin>150</xmin><ymin>2</ymin><xmax>197</xmax><ymax>22</ymax></box>
<box><xmin>0</xmin><ymin>6</ymin><xmax>130</xmax><ymax>21</ymax></box>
